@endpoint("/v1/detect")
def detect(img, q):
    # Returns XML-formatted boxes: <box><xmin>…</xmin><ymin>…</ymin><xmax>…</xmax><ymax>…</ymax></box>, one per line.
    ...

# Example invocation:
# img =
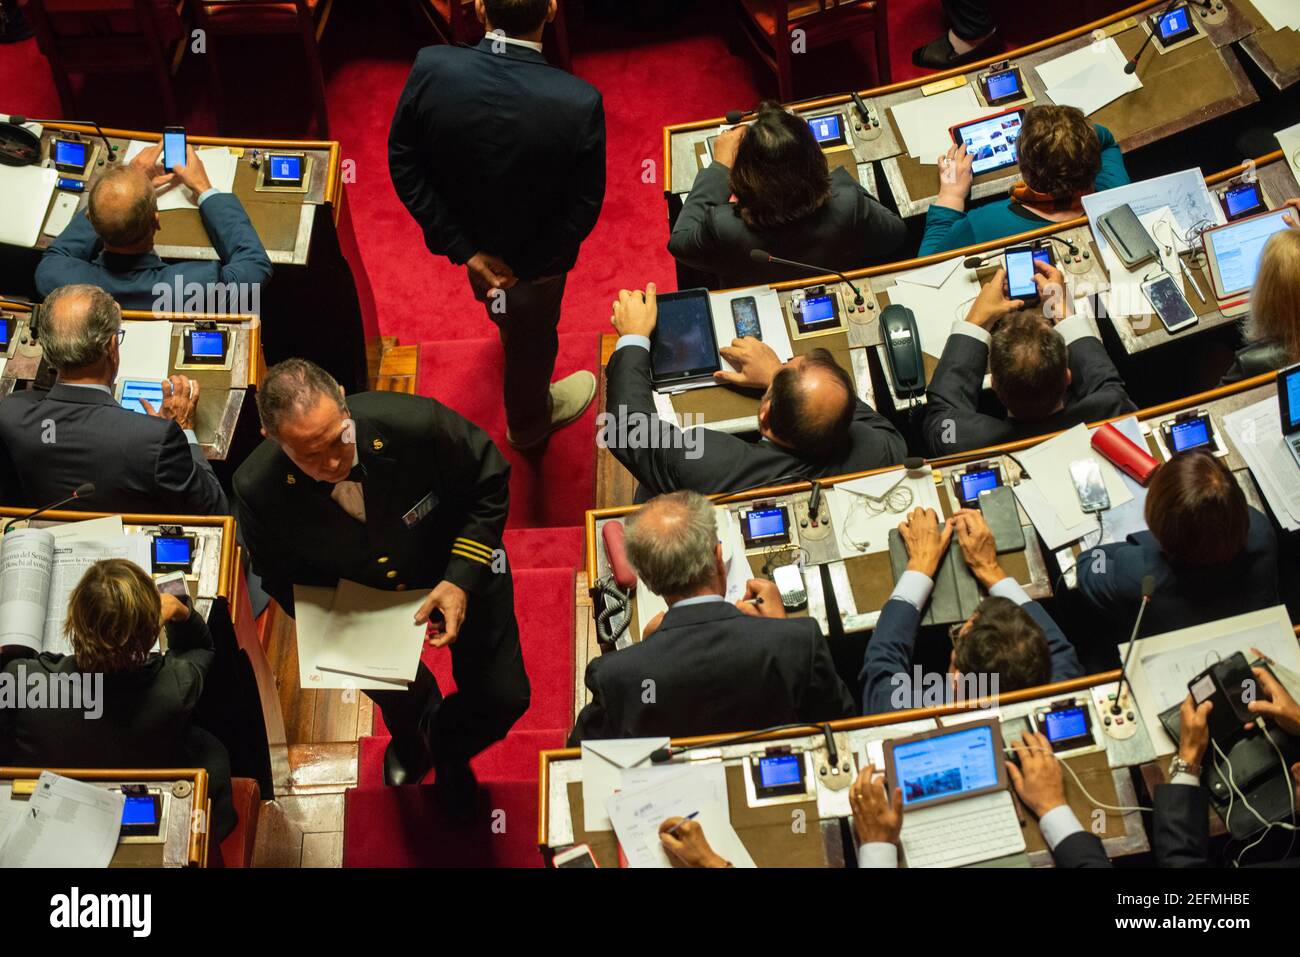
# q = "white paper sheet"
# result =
<box><xmin>890</xmin><ymin>85</ymin><xmax>1000</xmax><ymax>164</ymax></box>
<box><xmin>580</xmin><ymin>737</ymin><xmax>668</xmax><ymax>832</ymax></box>
<box><xmin>1223</xmin><ymin>398</ymin><xmax>1300</xmax><ymax>531</ymax></box>
<box><xmin>1253</xmin><ymin>0</ymin><xmax>1300</xmax><ymax>32</ymax></box>
<box><xmin>1011</xmin><ymin>424</ymin><xmax>1133</xmax><ymax>549</ymax></box>
<box><xmin>709</xmin><ymin>286</ymin><xmax>793</xmax><ymax>363</ymax></box>
<box><xmin>42</xmin><ymin>533</ymin><xmax>153</xmax><ymax>656</ymax></box>
<box><xmin>888</xmin><ymin>260</ymin><xmax>982</xmax><ymax>359</ymax></box>
<box><xmin>123</xmin><ymin>140</ymin><xmax>239</xmax><ymax>211</ymax></box>
<box><xmin>825</xmin><ymin>467</ymin><xmax>944</xmax><ymax>557</ymax></box>
<box><xmin>1276</xmin><ymin>121</ymin><xmax>1300</xmax><ymax>184</ymax></box>
<box><xmin>1036</xmin><ymin>38</ymin><xmax>1142</xmax><ymax>116</ymax></box>
<box><xmin>0</xmin><ymin>164</ymin><xmax>56</xmax><ymax>247</ymax></box>
<box><xmin>291</xmin><ymin>584</ymin><xmax>407</xmax><ymax>691</ymax></box>
<box><xmin>1082</xmin><ymin>169</ymin><xmax>1223</xmax><ymax>257</ymax></box>
<box><xmin>117</xmin><ymin>320</ymin><xmax>173</xmax><ymax>384</ymax></box>
<box><xmin>313</xmin><ymin>580</ymin><xmax>427</xmax><ymax>686</ymax></box>
<box><xmin>0</xmin><ymin>772</ymin><xmax>123</xmax><ymax>868</ymax></box>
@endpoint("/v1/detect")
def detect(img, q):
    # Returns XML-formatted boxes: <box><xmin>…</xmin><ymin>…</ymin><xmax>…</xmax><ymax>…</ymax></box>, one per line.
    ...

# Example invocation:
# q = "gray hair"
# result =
<box><xmin>624</xmin><ymin>491</ymin><xmax>719</xmax><ymax>597</ymax></box>
<box><xmin>88</xmin><ymin>166</ymin><xmax>157</xmax><ymax>248</ymax></box>
<box><xmin>40</xmin><ymin>284</ymin><xmax>121</xmax><ymax>370</ymax></box>
<box><xmin>256</xmin><ymin>358</ymin><xmax>346</xmax><ymax>438</ymax></box>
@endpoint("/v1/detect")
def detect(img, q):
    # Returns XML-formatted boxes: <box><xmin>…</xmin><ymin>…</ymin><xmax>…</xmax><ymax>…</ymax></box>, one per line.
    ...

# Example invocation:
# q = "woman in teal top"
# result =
<box><xmin>919</xmin><ymin>105</ymin><xmax>1131</xmax><ymax>257</ymax></box>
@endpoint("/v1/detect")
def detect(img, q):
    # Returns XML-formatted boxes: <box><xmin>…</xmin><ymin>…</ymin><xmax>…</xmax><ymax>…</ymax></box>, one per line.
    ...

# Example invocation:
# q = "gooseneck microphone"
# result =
<box><xmin>651</xmin><ymin>722</ymin><xmax>821</xmax><ymax>763</ymax></box>
<box><xmin>1125</xmin><ymin>0</ymin><xmax>1181</xmax><ymax>75</ymax></box>
<box><xmin>3</xmin><ymin>483</ymin><xmax>96</xmax><ymax>533</ymax></box>
<box><xmin>749</xmin><ymin>249</ymin><xmax>865</xmax><ymax>306</ymax></box>
<box><xmin>1112</xmin><ymin>574</ymin><xmax>1156</xmax><ymax>715</ymax></box>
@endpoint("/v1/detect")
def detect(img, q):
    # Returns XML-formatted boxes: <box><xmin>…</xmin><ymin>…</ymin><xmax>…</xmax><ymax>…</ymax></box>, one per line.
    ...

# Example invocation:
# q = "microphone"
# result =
<box><xmin>3</xmin><ymin>483</ymin><xmax>96</xmax><ymax>533</ymax></box>
<box><xmin>650</xmin><ymin>722</ymin><xmax>822</xmax><ymax>764</ymax></box>
<box><xmin>902</xmin><ymin>456</ymin><xmax>926</xmax><ymax>471</ymax></box>
<box><xmin>724</xmin><ymin>110</ymin><xmax>745</xmax><ymax>126</ymax></box>
<box><xmin>1110</xmin><ymin>574</ymin><xmax>1156</xmax><ymax>722</ymax></box>
<box><xmin>749</xmin><ymin>249</ymin><xmax>865</xmax><ymax>306</ymax></box>
<box><xmin>9</xmin><ymin>116</ymin><xmax>116</xmax><ymax>163</ymax></box>
<box><xmin>1125</xmin><ymin>0</ymin><xmax>1181</xmax><ymax>75</ymax></box>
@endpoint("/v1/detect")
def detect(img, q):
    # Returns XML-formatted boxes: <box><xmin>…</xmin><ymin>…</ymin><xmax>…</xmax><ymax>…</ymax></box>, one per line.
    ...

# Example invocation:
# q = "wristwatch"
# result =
<box><xmin>1169</xmin><ymin>755</ymin><xmax>1201</xmax><ymax>778</ymax></box>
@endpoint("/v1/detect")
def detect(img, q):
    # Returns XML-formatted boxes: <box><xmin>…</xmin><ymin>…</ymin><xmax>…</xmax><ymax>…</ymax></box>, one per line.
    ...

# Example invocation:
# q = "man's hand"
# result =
<box><xmin>159</xmin><ymin>593</ymin><xmax>191</xmax><ymax>624</ymax></box>
<box><xmin>466</xmin><ymin>251</ymin><xmax>517</xmax><ymax>293</ymax></box>
<box><xmin>659</xmin><ymin>818</ymin><xmax>730</xmax><ymax>868</ymax></box>
<box><xmin>415</xmin><ymin>579</ymin><xmax>468</xmax><ymax>648</ymax></box>
<box><xmin>1033</xmin><ymin>258</ymin><xmax>1072</xmax><ymax>323</ymax></box>
<box><xmin>715</xmin><ymin>337</ymin><xmax>783</xmax><ymax>389</ymax></box>
<box><xmin>1246</xmin><ymin>661</ymin><xmax>1300</xmax><ymax>736</ymax></box>
<box><xmin>711</xmin><ymin>125</ymin><xmax>746</xmax><ymax>169</ymax></box>
<box><xmin>936</xmin><ymin>142</ymin><xmax>974</xmax><ymax>210</ymax></box>
<box><xmin>965</xmin><ymin>267</ymin><xmax>1025</xmax><ymax>329</ymax></box>
<box><xmin>129</xmin><ymin>143</ymin><xmax>174</xmax><ymax>190</ymax></box>
<box><xmin>849</xmin><ymin>764</ymin><xmax>903</xmax><ymax>846</ymax></box>
<box><xmin>735</xmin><ymin>578</ymin><xmax>785</xmax><ymax>619</ymax></box>
<box><xmin>898</xmin><ymin>506</ymin><xmax>953</xmax><ymax>580</ymax></box>
<box><xmin>141</xmin><ymin>374</ymin><xmax>200</xmax><ymax>430</ymax></box>
<box><xmin>170</xmin><ymin>145</ymin><xmax>213</xmax><ymax>196</ymax></box>
<box><xmin>1178</xmin><ymin>694</ymin><xmax>1213</xmax><ymax>768</ymax></box>
<box><xmin>952</xmin><ymin>508</ymin><xmax>1004</xmax><ymax>589</ymax></box>
<box><xmin>1006</xmin><ymin>731</ymin><xmax>1068</xmax><ymax>818</ymax></box>
<box><xmin>611</xmin><ymin>284</ymin><xmax>658</xmax><ymax>339</ymax></box>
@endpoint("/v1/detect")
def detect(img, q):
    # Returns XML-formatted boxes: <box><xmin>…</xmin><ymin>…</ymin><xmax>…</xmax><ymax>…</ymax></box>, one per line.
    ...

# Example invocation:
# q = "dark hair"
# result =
<box><xmin>989</xmin><ymin>311</ymin><xmax>1068</xmax><ymax>421</ymax></box>
<box><xmin>953</xmin><ymin>596</ymin><xmax>1052</xmax><ymax>693</ymax></box>
<box><xmin>483</xmin><ymin>0</ymin><xmax>550</xmax><ymax>34</ymax></box>
<box><xmin>257</xmin><ymin>358</ymin><xmax>346</xmax><ymax>438</ymax></box>
<box><xmin>1145</xmin><ymin>450</ymin><xmax>1249</xmax><ymax>567</ymax></box>
<box><xmin>1017</xmin><ymin>105</ymin><xmax>1102</xmax><ymax>198</ymax></box>
<box><xmin>765</xmin><ymin>348</ymin><xmax>854</xmax><ymax>460</ymax></box>
<box><xmin>730</xmin><ymin>102</ymin><xmax>832</xmax><ymax>230</ymax></box>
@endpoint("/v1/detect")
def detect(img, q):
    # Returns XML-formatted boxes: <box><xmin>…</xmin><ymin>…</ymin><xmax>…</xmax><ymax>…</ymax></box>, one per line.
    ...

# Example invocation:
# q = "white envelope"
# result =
<box><xmin>580</xmin><ymin>737</ymin><xmax>669</xmax><ymax>832</ymax></box>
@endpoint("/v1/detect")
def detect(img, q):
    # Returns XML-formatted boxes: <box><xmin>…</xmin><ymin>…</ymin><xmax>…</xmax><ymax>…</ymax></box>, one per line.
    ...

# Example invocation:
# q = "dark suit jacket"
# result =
<box><xmin>860</xmin><ymin>595</ymin><xmax>1082</xmax><ymax>714</ymax></box>
<box><xmin>1220</xmin><ymin>338</ymin><xmax>1289</xmax><ymax>385</ymax></box>
<box><xmin>1053</xmin><ymin>831</ymin><xmax>1113</xmax><ymax>868</ymax></box>
<box><xmin>1155</xmin><ymin>782</ymin><xmax>1300</xmax><ymax>867</ymax></box>
<box><xmin>605</xmin><ymin>342</ymin><xmax>907</xmax><ymax>499</ymax></box>
<box><xmin>0</xmin><ymin>383</ymin><xmax>228</xmax><ymax>516</ymax></box>
<box><xmin>1076</xmin><ymin>508</ymin><xmax>1279</xmax><ymax>635</ymax></box>
<box><xmin>667</xmin><ymin>164</ymin><xmax>907</xmax><ymax>287</ymax></box>
<box><xmin>388</xmin><ymin>39</ymin><xmax>605</xmax><ymax>280</ymax></box>
<box><xmin>568</xmin><ymin>600</ymin><xmax>856</xmax><ymax>743</ymax></box>
<box><xmin>34</xmin><ymin>195</ymin><xmax>272</xmax><ymax>310</ymax></box>
<box><xmin>233</xmin><ymin>391</ymin><xmax>510</xmax><ymax>616</ymax></box>
<box><xmin>922</xmin><ymin>329</ymin><xmax>1137</xmax><ymax>456</ymax></box>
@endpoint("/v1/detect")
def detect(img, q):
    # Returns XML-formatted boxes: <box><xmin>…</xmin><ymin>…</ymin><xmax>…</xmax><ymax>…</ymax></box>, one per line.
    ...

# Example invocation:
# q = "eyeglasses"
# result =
<box><xmin>113</xmin><ymin>329</ymin><xmax>126</xmax><ymax>345</ymax></box>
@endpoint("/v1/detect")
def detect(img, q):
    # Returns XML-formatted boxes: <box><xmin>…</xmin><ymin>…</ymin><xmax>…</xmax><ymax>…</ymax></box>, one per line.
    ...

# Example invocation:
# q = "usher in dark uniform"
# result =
<box><xmin>232</xmin><ymin>391</ymin><xmax>530</xmax><ymax>782</ymax></box>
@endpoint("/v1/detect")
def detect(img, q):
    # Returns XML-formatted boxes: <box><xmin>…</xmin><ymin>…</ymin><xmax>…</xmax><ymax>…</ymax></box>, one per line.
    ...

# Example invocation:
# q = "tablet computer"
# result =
<box><xmin>950</xmin><ymin>108</ymin><xmax>1025</xmax><ymax>176</ymax></box>
<box><xmin>649</xmin><ymin>288</ymin><xmax>721</xmax><ymax>388</ymax></box>
<box><xmin>883</xmin><ymin>718</ymin><xmax>1009</xmax><ymax>810</ymax></box>
<box><xmin>1203</xmin><ymin>208</ymin><xmax>1292</xmax><ymax>314</ymax></box>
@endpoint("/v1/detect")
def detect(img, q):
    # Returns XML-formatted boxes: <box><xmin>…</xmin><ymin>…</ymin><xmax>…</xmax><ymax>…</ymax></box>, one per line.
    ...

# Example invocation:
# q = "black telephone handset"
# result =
<box><xmin>880</xmin><ymin>304</ymin><xmax>925</xmax><ymax>399</ymax></box>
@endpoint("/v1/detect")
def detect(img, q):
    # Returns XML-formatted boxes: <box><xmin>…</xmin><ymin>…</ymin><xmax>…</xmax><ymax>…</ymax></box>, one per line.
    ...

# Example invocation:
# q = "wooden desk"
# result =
<box><xmin>0</xmin><ymin>300</ymin><xmax>262</xmax><ymax>462</ymax></box>
<box><xmin>0</xmin><ymin>768</ymin><xmax>211</xmax><ymax>867</ymax></box>
<box><xmin>541</xmin><ymin>671</ymin><xmax>1152</xmax><ymax>867</ymax></box>
<box><xmin>1234</xmin><ymin>0</ymin><xmax>1300</xmax><ymax>90</ymax></box>
<box><xmin>0</xmin><ymin>123</ymin><xmax>371</xmax><ymax>392</ymax></box>
<box><xmin>0</xmin><ymin>507</ymin><xmax>288</xmax><ymax>796</ymax></box>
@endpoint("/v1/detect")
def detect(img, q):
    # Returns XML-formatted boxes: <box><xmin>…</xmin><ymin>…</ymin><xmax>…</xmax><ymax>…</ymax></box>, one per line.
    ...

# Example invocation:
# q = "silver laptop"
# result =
<box><xmin>883</xmin><ymin>718</ymin><xmax>1026</xmax><ymax>868</ymax></box>
<box><xmin>1280</xmin><ymin>363</ymin><xmax>1300</xmax><ymax>471</ymax></box>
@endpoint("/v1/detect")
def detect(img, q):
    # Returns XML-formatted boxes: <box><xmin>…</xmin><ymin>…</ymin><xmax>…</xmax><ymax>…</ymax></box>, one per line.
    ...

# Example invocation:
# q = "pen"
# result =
<box><xmin>1177</xmin><ymin>254</ymin><xmax>1205</xmax><ymax>303</ymax></box>
<box><xmin>741</xmin><ymin>596</ymin><xmax>764</xmax><ymax>606</ymax></box>
<box><xmin>665</xmin><ymin>811</ymin><xmax>699</xmax><ymax>835</ymax></box>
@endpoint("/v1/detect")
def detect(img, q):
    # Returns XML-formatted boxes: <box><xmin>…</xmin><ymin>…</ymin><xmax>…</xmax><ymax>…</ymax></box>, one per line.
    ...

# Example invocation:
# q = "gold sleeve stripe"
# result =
<box><xmin>453</xmin><ymin>538</ymin><xmax>494</xmax><ymax>558</ymax></box>
<box><xmin>450</xmin><ymin>547</ymin><xmax>492</xmax><ymax>567</ymax></box>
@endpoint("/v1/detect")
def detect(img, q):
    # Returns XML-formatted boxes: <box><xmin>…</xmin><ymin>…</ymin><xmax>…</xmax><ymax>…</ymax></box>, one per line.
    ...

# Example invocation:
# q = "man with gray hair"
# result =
<box><xmin>34</xmin><ymin>143</ymin><xmax>271</xmax><ymax>311</ymax></box>
<box><xmin>0</xmin><ymin>284</ymin><xmax>227</xmax><ymax>516</ymax></box>
<box><xmin>568</xmin><ymin>490</ymin><xmax>854</xmax><ymax>743</ymax></box>
<box><xmin>232</xmin><ymin>359</ymin><xmax>529</xmax><ymax>814</ymax></box>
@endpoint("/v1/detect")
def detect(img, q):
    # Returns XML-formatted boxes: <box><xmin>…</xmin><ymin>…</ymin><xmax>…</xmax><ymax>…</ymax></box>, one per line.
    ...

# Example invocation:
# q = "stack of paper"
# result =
<box><xmin>579</xmin><ymin>737</ymin><xmax>667</xmax><ymax>831</ymax></box>
<box><xmin>122</xmin><ymin>140</ymin><xmax>240</xmax><ymax>212</ymax></box>
<box><xmin>887</xmin><ymin>257</ymin><xmax>982</xmax><ymax>360</ymax></box>
<box><xmin>1082</xmin><ymin>169</ymin><xmax>1223</xmax><ymax>258</ymax></box>
<box><xmin>292</xmin><ymin>580</ymin><xmax>427</xmax><ymax>690</ymax></box>
<box><xmin>890</xmin><ymin>85</ymin><xmax>1000</xmax><ymax>164</ymax></box>
<box><xmin>1036</xmin><ymin>37</ymin><xmax>1141</xmax><ymax>116</ymax></box>
<box><xmin>1222</xmin><ymin>398</ymin><xmax>1300</xmax><ymax>532</ymax></box>
<box><xmin>1254</xmin><ymin>0</ymin><xmax>1300</xmax><ymax>32</ymax></box>
<box><xmin>0</xmin><ymin>772</ymin><xmax>123</xmax><ymax>868</ymax></box>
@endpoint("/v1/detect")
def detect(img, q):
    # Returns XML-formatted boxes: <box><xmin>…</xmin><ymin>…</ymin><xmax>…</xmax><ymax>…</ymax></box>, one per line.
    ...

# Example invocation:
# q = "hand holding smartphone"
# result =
<box><xmin>162</xmin><ymin>126</ymin><xmax>187</xmax><ymax>171</ymax></box>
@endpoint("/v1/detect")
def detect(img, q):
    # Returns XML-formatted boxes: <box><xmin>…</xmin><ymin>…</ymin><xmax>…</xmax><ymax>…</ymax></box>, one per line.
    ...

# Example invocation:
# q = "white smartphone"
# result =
<box><xmin>1141</xmin><ymin>273</ymin><xmax>1198</xmax><ymax>334</ymax></box>
<box><xmin>554</xmin><ymin>844</ymin><xmax>597</xmax><ymax>868</ymax></box>
<box><xmin>1069</xmin><ymin>459</ymin><xmax>1110</xmax><ymax>513</ymax></box>
<box><xmin>772</xmin><ymin>564</ymin><xmax>807</xmax><ymax>611</ymax></box>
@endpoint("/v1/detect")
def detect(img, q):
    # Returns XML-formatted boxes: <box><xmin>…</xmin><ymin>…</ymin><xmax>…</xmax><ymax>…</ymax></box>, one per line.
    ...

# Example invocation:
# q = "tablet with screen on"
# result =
<box><xmin>949</xmin><ymin>108</ymin><xmax>1025</xmax><ymax>176</ymax></box>
<box><xmin>1203</xmin><ymin>208</ymin><xmax>1292</xmax><ymax>311</ymax></box>
<box><xmin>649</xmin><ymin>288</ymin><xmax>721</xmax><ymax>388</ymax></box>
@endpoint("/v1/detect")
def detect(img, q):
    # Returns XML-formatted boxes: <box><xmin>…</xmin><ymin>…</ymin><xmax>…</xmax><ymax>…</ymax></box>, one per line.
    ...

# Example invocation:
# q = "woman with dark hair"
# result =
<box><xmin>919</xmin><ymin>104</ymin><xmax>1130</xmax><ymax>255</ymax></box>
<box><xmin>1075</xmin><ymin>450</ymin><xmax>1278</xmax><ymax>635</ymax></box>
<box><xmin>0</xmin><ymin>558</ymin><xmax>236</xmax><ymax>841</ymax></box>
<box><xmin>668</xmin><ymin>102</ymin><xmax>906</xmax><ymax>287</ymax></box>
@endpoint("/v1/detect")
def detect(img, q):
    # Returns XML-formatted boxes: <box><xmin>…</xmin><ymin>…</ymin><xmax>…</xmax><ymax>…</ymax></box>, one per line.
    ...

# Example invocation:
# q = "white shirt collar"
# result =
<box><xmin>492</xmin><ymin>32</ymin><xmax>544</xmax><ymax>53</ymax></box>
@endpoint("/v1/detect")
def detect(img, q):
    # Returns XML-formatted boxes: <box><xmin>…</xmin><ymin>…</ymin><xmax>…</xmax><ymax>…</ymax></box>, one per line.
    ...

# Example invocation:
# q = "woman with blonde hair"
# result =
<box><xmin>1223</xmin><ymin>212</ymin><xmax>1300</xmax><ymax>383</ymax></box>
<box><xmin>0</xmin><ymin>558</ymin><xmax>235</xmax><ymax>841</ymax></box>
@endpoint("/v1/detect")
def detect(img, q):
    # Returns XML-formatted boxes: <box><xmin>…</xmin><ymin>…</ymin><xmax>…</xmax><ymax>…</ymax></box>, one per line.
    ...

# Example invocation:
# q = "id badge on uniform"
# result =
<box><xmin>402</xmin><ymin>490</ymin><xmax>438</xmax><ymax>528</ymax></box>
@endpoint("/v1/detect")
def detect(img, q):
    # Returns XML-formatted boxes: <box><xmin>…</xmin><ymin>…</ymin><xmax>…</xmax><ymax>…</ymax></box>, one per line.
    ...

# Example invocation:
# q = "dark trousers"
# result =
<box><xmin>367</xmin><ymin>569</ymin><xmax>530</xmax><ymax>768</ymax></box>
<box><xmin>470</xmin><ymin>273</ymin><xmax>568</xmax><ymax>436</ymax></box>
<box><xmin>942</xmin><ymin>0</ymin><xmax>995</xmax><ymax>40</ymax></box>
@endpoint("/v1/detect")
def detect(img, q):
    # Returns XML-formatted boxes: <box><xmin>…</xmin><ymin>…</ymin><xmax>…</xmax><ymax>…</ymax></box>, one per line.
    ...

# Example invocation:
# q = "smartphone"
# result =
<box><xmin>119</xmin><ymin>378</ymin><xmax>164</xmax><ymax>415</ymax></box>
<box><xmin>155</xmin><ymin>570</ymin><xmax>189</xmax><ymax>598</ymax></box>
<box><xmin>162</xmin><ymin>126</ymin><xmax>187</xmax><ymax>171</ymax></box>
<box><xmin>1069</xmin><ymin>459</ymin><xmax>1110</xmax><ymax>513</ymax></box>
<box><xmin>554</xmin><ymin>844</ymin><xmax>598</xmax><ymax>868</ymax></box>
<box><xmin>731</xmin><ymin>296</ymin><xmax>762</xmax><ymax>340</ymax></box>
<box><xmin>1141</xmin><ymin>274</ymin><xmax>1198</xmax><ymax>334</ymax></box>
<box><xmin>1004</xmin><ymin>244</ymin><xmax>1050</xmax><ymax>303</ymax></box>
<box><xmin>772</xmin><ymin>564</ymin><xmax>807</xmax><ymax>611</ymax></box>
<box><xmin>978</xmin><ymin>485</ymin><xmax>1025</xmax><ymax>554</ymax></box>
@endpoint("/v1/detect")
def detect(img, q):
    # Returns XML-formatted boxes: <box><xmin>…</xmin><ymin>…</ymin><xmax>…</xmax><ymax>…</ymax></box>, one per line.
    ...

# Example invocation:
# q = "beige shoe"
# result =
<box><xmin>507</xmin><ymin>371</ymin><xmax>597</xmax><ymax>450</ymax></box>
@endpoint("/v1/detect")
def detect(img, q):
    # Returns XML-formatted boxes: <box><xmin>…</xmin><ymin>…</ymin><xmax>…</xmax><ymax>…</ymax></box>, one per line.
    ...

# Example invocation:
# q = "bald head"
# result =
<box><xmin>40</xmin><ymin>284</ymin><xmax>122</xmax><ymax>373</ymax></box>
<box><xmin>762</xmin><ymin>348</ymin><xmax>855</xmax><ymax>460</ymax></box>
<box><xmin>623</xmin><ymin>491</ymin><xmax>723</xmax><ymax>599</ymax></box>
<box><xmin>88</xmin><ymin>166</ymin><xmax>158</xmax><ymax>250</ymax></box>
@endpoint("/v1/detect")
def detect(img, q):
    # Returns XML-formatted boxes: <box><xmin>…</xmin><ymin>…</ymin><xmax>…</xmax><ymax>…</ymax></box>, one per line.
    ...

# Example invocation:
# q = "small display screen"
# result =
<box><xmin>1006</xmin><ymin>249</ymin><xmax>1038</xmax><ymax>299</ymax></box>
<box><xmin>744</xmin><ymin>507</ymin><xmax>788</xmax><ymax>543</ymax></box>
<box><xmin>153</xmin><ymin>536</ymin><xmax>193</xmax><ymax>568</ymax></box>
<box><xmin>650</xmin><ymin>291</ymin><xmax>719</xmax><ymax>382</ymax></box>
<box><xmin>188</xmin><ymin>329</ymin><xmax>224</xmax><ymax>358</ymax></box>
<box><xmin>807</xmin><ymin>113</ymin><xmax>845</xmax><ymax>146</ymax></box>
<box><xmin>0</xmin><ymin>316</ymin><xmax>12</xmax><ymax>349</ymax></box>
<box><xmin>267</xmin><ymin>153</ymin><xmax>303</xmax><ymax>183</ymax></box>
<box><xmin>955</xmin><ymin>110</ymin><xmax>1024</xmax><ymax>176</ymax></box>
<box><xmin>984</xmin><ymin>69</ymin><xmax>1021</xmax><ymax>103</ymax></box>
<box><xmin>959</xmin><ymin>468</ymin><xmax>1000</xmax><ymax>504</ymax></box>
<box><xmin>53</xmin><ymin>138</ymin><xmax>87</xmax><ymax>171</ymax></box>
<box><xmin>1043</xmin><ymin>706</ymin><xmax>1089</xmax><ymax>744</ymax></box>
<box><xmin>122</xmin><ymin>794</ymin><xmax>159</xmax><ymax>827</ymax></box>
<box><xmin>1283</xmin><ymin>366</ymin><xmax>1300</xmax><ymax>431</ymax></box>
<box><xmin>1156</xmin><ymin>5</ymin><xmax>1196</xmax><ymax>42</ymax></box>
<box><xmin>1224</xmin><ymin>184</ymin><xmax>1263</xmax><ymax>219</ymax></box>
<box><xmin>1170</xmin><ymin>417</ymin><xmax>1212</xmax><ymax>452</ymax></box>
<box><xmin>796</xmin><ymin>295</ymin><xmax>839</xmax><ymax>332</ymax></box>
<box><xmin>120</xmin><ymin>379</ymin><xmax>163</xmax><ymax>415</ymax></box>
<box><xmin>892</xmin><ymin>725</ymin><xmax>1000</xmax><ymax>808</ymax></box>
<box><xmin>162</xmin><ymin>130</ymin><xmax>186</xmax><ymax>170</ymax></box>
<box><xmin>758</xmin><ymin>754</ymin><xmax>803</xmax><ymax>789</ymax></box>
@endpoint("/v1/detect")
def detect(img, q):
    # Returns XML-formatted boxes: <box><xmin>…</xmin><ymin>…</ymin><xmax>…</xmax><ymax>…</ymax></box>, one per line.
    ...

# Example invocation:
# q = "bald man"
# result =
<box><xmin>603</xmin><ymin>284</ymin><xmax>906</xmax><ymax>500</ymax></box>
<box><xmin>35</xmin><ymin>144</ymin><xmax>271</xmax><ymax>311</ymax></box>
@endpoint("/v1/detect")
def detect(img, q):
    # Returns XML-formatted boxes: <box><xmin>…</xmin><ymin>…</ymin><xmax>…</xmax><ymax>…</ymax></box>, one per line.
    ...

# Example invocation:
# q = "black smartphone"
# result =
<box><xmin>1005</xmin><ymin>244</ymin><xmax>1051</xmax><ymax>304</ymax></box>
<box><xmin>162</xmin><ymin>126</ymin><xmax>187</xmax><ymax>170</ymax></box>
<box><xmin>730</xmin><ymin>296</ymin><xmax>762</xmax><ymax>340</ymax></box>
